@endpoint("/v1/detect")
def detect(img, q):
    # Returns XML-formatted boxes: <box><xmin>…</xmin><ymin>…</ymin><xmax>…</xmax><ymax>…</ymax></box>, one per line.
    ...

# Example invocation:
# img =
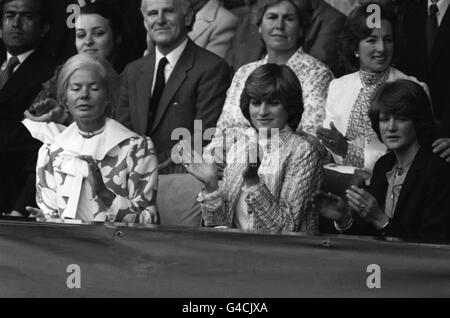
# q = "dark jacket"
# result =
<box><xmin>116</xmin><ymin>39</ymin><xmax>231</xmax><ymax>173</ymax></box>
<box><xmin>0</xmin><ymin>49</ymin><xmax>58</xmax><ymax>215</ymax></box>
<box><xmin>350</xmin><ymin>148</ymin><xmax>450</xmax><ymax>243</ymax></box>
<box><xmin>396</xmin><ymin>0</ymin><xmax>450</xmax><ymax>136</ymax></box>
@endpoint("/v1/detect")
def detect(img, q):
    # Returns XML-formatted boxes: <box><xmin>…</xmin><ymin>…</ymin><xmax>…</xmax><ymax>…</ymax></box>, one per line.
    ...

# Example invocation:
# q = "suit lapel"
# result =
<box><xmin>392</xmin><ymin>149</ymin><xmax>427</xmax><ymax>221</ymax></box>
<box><xmin>150</xmin><ymin>39</ymin><xmax>195</xmax><ymax>134</ymax></box>
<box><xmin>189</xmin><ymin>0</ymin><xmax>218</xmax><ymax>41</ymax></box>
<box><xmin>0</xmin><ymin>52</ymin><xmax>38</xmax><ymax>104</ymax></box>
<box><xmin>136</xmin><ymin>53</ymin><xmax>155</xmax><ymax>134</ymax></box>
<box><xmin>430</xmin><ymin>7</ymin><xmax>450</xmax><ymax>66</ymax></box>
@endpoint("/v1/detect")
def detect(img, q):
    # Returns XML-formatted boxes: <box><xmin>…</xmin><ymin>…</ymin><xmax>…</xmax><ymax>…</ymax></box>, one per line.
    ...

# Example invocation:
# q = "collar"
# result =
<box><xmin>256</xmin><ymin>125</ymin><xmax>293</xmax><ymax>152</ymax></box>
<box><xmin>155</xmin><ymin>38</ymin><xmax>188</xmax><ymax>68</ymax></box>
<box><xmin>262</xmin><ymin>47</ymin><xmax>305</xmax><ymax>66</ymax></box>
<box><xmin>429</xmin><ymin>0</ymin><xmax>450</xmax><ymax>16</ymax></box>
<box><xmin>54</xmin><ymin>118</ymin><xmax>138</xmax><ymax>160</ymax></box>
<box><xmin>7</xmin><ymin>49</ymin><xmax>34</xmax><ymax>65</ymax></box>
<box><xmin>196</xmin><ymin>0</ymin><xmax>218</xmax><ymax>20</ymax></box>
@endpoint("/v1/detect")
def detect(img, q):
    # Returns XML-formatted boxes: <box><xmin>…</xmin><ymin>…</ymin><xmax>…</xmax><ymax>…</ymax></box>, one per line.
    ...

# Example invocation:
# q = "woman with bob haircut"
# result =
<box><xmin>314</xmin><ymin>79</ymin><xmax>450</xmax><ymax>242</ymax></box>
<box><xmin>316</xmin><ymin>2</ymin><xmax>428</xmax><ymax>176</ymax></box>
<box><xmin>179</xmin><ymin>64</ymin><xmax>322</xmax><ymax>233</ymax></box>
<box><xmin>207</xmin><ymin>0</ymin><xmax>333</xmax><ymax>163</ymax></box>
<box><xmin>27</xmin><ymin>53</ymin><xmax>159</xmax><ymax>224</ymax></box>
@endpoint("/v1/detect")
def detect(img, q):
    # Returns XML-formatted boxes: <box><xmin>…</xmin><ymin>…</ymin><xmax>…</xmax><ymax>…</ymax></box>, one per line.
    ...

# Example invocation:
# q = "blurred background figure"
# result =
<box><xmin>181</xmin><ymin>64</ymin><xmax>322</xmax><ymax>233</ymax></box>
<box><xmin>30</xmin><ymin>53</ymin><xmax>159</xmax><ymax>224</ymax></box>
<box><xmin>315</xmin><ymin>79</ymin><xmax>450</xmax><ymax>243</ymax></box>
<box><xmin>188</xmin><ymin>0</ymin><xmax>238</xmax><ymax>58</ymax></box>
<box><xmin>227</xmin><ymin>0</ymin><xmax>345</xmax><ymax>75</ymax></box>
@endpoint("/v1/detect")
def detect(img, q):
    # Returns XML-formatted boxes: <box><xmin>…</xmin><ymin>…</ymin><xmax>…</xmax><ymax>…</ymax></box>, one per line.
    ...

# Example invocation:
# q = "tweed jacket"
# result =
<box><xmin>201</xmin><ymin>127</ymin><xmax>323</xmax><ymax>233</ymax></box>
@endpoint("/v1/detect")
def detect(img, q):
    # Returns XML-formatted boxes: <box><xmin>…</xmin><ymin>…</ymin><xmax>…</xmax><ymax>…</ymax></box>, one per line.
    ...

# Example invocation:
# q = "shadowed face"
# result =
<box><xmin>0</xmin><ymin>0</ymin><xmax>48</xmax><ymax>55</ymax></box>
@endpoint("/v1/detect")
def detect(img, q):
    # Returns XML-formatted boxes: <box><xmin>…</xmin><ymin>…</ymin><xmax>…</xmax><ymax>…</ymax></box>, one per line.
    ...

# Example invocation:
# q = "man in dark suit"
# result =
<box><xmin>0</xmin><ymin>0</ymin><xmax>58</xmax><ymax>216</ymax></box>
<box><xmin>226</xmin><ymin>0</ymin><xmax>346</xmax><ymax>75</ymax></box>
<box><xmin>396</xmin><ymin>0</ymin><xmax>450</xmax><ymax>137</ymax></box>
<box><xmin>116</xmin><ymin>0</ymin><xmax>230</xmax><ymax>226</ymax></box>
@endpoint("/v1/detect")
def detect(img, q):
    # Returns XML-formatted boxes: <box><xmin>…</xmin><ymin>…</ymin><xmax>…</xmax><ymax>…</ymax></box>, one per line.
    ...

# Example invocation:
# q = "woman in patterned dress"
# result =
<box><xmin>179</xmin><ymin>64</ymin><xmax>322</xmax><ymax>233</ymax></box>
<box><xmin>316</xmin><ymin>3</ymin><xmax>428</xmax><ymax>175</ymax></box>
<box><xmin>207</xmin><ymin>0</ymin><xmax>333</xmax><ymax>163</ymax></box>
<box><xmin>27</xmin><ymin>53</ymin><xmax>159</xmax><ymax>224</ymax></box>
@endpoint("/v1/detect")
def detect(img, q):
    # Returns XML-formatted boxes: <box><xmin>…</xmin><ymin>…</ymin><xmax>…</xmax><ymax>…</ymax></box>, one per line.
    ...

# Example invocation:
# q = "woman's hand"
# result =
<box><xmin>346</xmin><ymin>186</ymin><xmax>389</xmax><ymax>229</ymax></box>
<box><xmin>26</xmin><ymin>206</ymin><xmax>60</xmax><ymax>219</ymax></box>
<box><xmin>78</xmin><ymin>156</ymin><xmax>116</xmax><ymax>207</ymax></box>
<box><xmin>316</xmin><ymin>122</ymin><xmax>349</xmax><ymax>157</ymax></box>
<box><xmin>24</xmin><ymin>99</ymin><xmax>68</xmax><ymax>124</ymax></box>
<box><xmin>312</xmin><ymin>191</ymin><xmax>352</xmax><ymax>227</ymax></box>
<box><xmin>433</xmin><ymin>138</ymin><xmax>450</xmax><ymax>163</ymax></box>
<box><xmin>177</xmin><ymin>141</ymin><xmax>219</xmax><ymax>193</ymax></box>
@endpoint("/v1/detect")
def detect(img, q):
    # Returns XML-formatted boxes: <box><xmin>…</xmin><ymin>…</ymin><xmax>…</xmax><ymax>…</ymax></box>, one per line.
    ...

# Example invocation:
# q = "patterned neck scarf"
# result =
<box><xmin>344</xmin><ymin>69</ymin><xmax>390</xmax><ymax>167</ymax></box>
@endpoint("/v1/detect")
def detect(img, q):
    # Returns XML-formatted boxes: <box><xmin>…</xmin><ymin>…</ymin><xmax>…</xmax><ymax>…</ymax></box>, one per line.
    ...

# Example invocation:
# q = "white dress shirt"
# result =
<box><xmin>429</xmin><ymin>0</ymin><xmax>450</xmax><ymax>26</ymax></box>
<box><xmin>3</xmin><ymin>49</ymin><xmax>34</xmax><ymax>73</ymax></box>
<box><xmin>152</xmin><ymin>38</ymin><xmax>189</xmax><ymax>94</ymax></box>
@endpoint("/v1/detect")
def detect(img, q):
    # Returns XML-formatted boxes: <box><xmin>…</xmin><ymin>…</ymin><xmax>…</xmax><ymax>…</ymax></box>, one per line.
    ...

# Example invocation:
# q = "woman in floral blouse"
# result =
<box><xmin>207</xmin><ymin>0</ymin><xmax>333</xmax><ymax>163</ymax></box>
<box><xmin>27</xmin><ymin>53</ymin><xmax>159</xmax><ymax>224</ymax></box>
<box><xmin>179</xmin><ymin>64</ymin><xmax>322</xmax><ymax>233</ymax></box>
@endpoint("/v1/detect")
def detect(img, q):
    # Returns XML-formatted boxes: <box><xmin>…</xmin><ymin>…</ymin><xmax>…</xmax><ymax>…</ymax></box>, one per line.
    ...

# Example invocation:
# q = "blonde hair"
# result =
<box><xmin>57</xmin><ymin>53</ymin><xmax>120</xmax><ymax>115</ymax></box>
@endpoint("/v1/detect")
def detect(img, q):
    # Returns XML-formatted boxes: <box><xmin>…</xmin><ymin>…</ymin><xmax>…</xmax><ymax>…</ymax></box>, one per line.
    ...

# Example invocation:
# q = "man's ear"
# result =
<box><xmin>40</xmin><ymin>23</ymin><xmax>50</xmax><ymax>38</ymax></box>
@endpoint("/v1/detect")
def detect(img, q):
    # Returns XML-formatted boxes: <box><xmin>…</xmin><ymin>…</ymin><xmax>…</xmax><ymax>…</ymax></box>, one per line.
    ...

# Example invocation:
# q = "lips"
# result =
<box><xmin>76</xmin><ymin>104</ymin><xmax>93</xmax><ymax>110</ymax></box>
<box><xmin>373</xmin><ymin>55</ymin><xmax>387</xmax><ymax>63</ymax></box>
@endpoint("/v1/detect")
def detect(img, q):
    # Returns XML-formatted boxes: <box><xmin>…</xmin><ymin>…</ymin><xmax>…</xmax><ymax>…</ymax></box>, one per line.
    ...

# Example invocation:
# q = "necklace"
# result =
<box><xmin>78</xmin><ymin>125</ymin><xmax>106</xmax><ymax>139</ymax></box>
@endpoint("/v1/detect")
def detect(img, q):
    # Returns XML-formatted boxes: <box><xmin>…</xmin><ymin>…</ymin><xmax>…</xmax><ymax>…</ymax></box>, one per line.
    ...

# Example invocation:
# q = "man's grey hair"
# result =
<box><xmin>140</xmin><ymin>0</ymin><xmax>195</xmax><ymax>31</ymax></box>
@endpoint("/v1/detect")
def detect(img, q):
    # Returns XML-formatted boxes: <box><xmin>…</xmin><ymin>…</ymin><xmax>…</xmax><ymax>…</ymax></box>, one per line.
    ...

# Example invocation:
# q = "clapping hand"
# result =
<box><xmin>24</xmin><ymin>99</ymin><xmax>68</xmax><ymax>124</ymax></box>
<box><xmin>316</xmin><ymin>122</ymin><xmax>349</xmax><ymax>157</ymax></box>
<box><xmin>177</xmin><ymin>140</ymin><xmax>219</xmax><ymax>193</ymax></box>
<box><xmin>312</xmin><ymin>191</ymin><xmax>352</xmax><ymax>226</ymax></box>
<box><xmin>346</xmin><ymin>186</ymin><xmax>388</xmax><ymax>229</ymax></box>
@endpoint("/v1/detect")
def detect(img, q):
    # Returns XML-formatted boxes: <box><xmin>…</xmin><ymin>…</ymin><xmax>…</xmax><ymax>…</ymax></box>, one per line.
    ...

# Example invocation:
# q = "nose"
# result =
<box><xmin>156</xmin><ymin>11</ymin><xmax>166</xmax><ymax>24</ymax></box>
<box><xmin>375</xmin><ymin>39</ymin><xmax>385</xmax><ymax>52</ymax></box>
<box><xmin>84</xmin><ymin>33</ymin><xmax>94</xmax><ymax>46</ymax></box>
<box><xmin>274</xmin><ymin>17</ymin><xmax>284</xmax><ymax>29</ymax></box>
<box><xmin>259</xmin><ymin>101</ymin><xmax>270</xmax><ymax>116</ymax></box>
<box><xmin>11</xmin><ymin>14</ymin><xmax>21</xmax><ymax>27</ymax></box>
<box><xmin>79</xmin><ymin>87</ymin><xmax>90</xmax><ymax>100</ymax></box>
<box><xmin>387</xmin><ymin>118</ymin><xmax>397</xmax><ymax>131</ymax></box>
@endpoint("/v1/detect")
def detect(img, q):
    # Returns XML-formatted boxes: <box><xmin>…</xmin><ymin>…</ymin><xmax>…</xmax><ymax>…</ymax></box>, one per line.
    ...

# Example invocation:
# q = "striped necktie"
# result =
<box><xmin>0</xmin><ymin>56</ymin><xmax>20</xmax><ymax>90</ymax></box>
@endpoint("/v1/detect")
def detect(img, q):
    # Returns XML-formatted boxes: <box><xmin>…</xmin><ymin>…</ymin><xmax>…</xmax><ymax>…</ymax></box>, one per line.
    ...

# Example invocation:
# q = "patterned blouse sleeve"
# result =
<box><xmin>299</xmin><ymin>63</ymin><xmax>334</xmax><ymax>135</ymax></box>
<box><xmin>110</xmin><ymin>137</ymin><xmax>159</xmax><ymax>224</ymax></box>
<box><xmin>245</xmin><ymin>143</ymin><xmax>322</xmax><ymax>233</ymax></box>
<box><xmin>36</xmin><ymin>144</ymin><xmax>58</xmax><ymax>216</ymax></box>
<box><xmin>199</xmin><ymin>165</ymin><xmax>233</xmax><ymax>227</ymax></box>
